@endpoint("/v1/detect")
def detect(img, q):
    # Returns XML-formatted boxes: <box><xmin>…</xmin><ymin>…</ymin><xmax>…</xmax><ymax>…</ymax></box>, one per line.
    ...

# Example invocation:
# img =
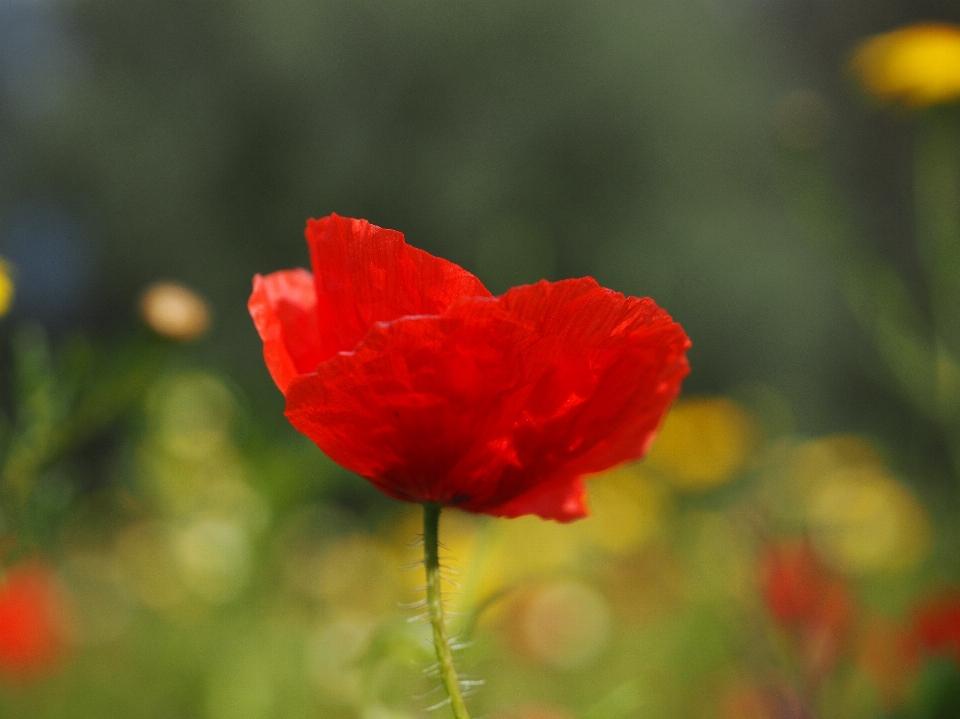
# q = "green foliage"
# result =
<box><xmin>0</xmin><ymin>329</ymin><xmax>161</xmax><ymax>549</ymax></box>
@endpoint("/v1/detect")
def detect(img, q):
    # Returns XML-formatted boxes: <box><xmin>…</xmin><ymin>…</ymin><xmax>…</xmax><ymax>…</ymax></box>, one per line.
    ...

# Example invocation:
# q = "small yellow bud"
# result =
<box><xmin>0</xmin><ymin>259</ymin><xmax>13</xmax><ymax>318</ymax></box>
<box><xmin>139</xmin><ymin>281</ymin><xmax>211</xmax><ymax>341</ymax></box>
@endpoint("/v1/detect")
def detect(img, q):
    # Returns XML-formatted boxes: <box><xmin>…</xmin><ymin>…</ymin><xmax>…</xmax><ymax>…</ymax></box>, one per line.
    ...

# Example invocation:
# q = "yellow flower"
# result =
<box><xmin>0</xmin><ymin>259</ymin><xmax>13</xmax><ymax>317</ymax></box>
<box><xmin>575</xmin><ymin>466</ymin><xmax>666</xmax><ymax>553</ymax></box>
<box><xmin>806</xmin><ymin>463</ymin><xmax>931</xmax><ymax>574</ymax></box>
<box><xmin>643</xmin><ymin>397</ymin><xmax>758</xmax><ymax>491</ymax></box>
<box><xmin>851</xmin><ymin>23</ymin><xmax>960</xmax><ymax>107</ymax></box>
<box><xmin>770</xmin><ymin>435</ymin><xmax>931</xmax><ymax>574</ymax></box>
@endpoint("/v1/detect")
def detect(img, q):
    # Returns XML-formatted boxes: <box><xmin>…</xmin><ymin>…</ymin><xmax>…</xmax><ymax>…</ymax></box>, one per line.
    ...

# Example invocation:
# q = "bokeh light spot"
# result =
<box><xmin>510</xmin><ymin>581</ymin><xmax>612</xmax><ymax>670</ymax></box>
<box><xmin>578</xmin><ymin>467</ymin><xmax>665</xmax><ymax>554</ymax></box>
<box><xmin>305</xmin><ymin>612</ymin><xmax>376</xmax><ymax>701</ymax></box>
<box><xmin>645</xmin><ymin>397</ymin><xmax>758</xmax><ymax>491</ymax></box>
<box><xmin>852</xmin><ymin>23</ymin><xmax>960</xmax><ymax>107</ymax></box>
<box><xmin>140</xmin><ymin>281</ymin><xmax>211</xmax><ymax>341</ymax></box>
<box><xmin>0</xmin><ymin>562</ymin><xmax>72</xmax><ymax>681</ymax></box>
<box><xmin>174</xmin><ymin>515</ymin><xmax>252</xmax><ymax>603</ymax></box>
<box><xmin>0</xmin><ymin>258</ymin><xmax>14</xmax><ymax>317</ymax></box>
<box><xmin>807</xmin><ymin>465</ymin><xmax>931</xmax><ymax>574</ymax></box>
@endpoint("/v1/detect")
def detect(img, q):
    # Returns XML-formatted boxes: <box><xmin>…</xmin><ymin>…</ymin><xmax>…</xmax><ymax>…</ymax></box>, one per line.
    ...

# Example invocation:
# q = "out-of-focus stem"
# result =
<box><xmin>422</xmin><ymin>503</ymin><xmax>471</xmax><ymax>719</ymax></box>
<box><xmin>916</xmin><ymin>111</ymin><xmax>960</xmax><ymax>360</ymax></box>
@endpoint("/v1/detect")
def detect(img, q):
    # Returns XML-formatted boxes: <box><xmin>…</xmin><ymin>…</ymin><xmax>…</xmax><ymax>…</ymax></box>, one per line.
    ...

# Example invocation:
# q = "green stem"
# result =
<box><xmin>422</xmin><ymin>503</ymin><xmax>471</xmax><ymax>719</ymax></box>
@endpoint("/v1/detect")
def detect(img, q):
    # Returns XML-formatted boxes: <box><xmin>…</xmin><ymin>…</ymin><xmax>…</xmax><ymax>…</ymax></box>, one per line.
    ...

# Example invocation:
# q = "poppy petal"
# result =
<box><xmin>284</xmin><ymin>277</ymin><xmax>689</xmax><ymax>521</ymax></box>
<box><xmin>249</xmin><ymin>269</ymin><xmax>325</xmax><ymax>393</ymax></box>
<box><xmin>484</xmin><ymin>474</ymin><xmax>589</xmax><ymax>522</ymax></box>
<box><xmin>306</xmin><ymin>214</ymin><xmax>491</xmax><ymax>361</ymax></box>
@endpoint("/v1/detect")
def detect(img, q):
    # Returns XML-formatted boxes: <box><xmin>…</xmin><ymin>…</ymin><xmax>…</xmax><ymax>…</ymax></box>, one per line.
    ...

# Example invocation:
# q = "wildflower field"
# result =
<box><xmin>1</xmin><ymin>2</ymin><xmax>960</xmax><ymax>718</ymax></box>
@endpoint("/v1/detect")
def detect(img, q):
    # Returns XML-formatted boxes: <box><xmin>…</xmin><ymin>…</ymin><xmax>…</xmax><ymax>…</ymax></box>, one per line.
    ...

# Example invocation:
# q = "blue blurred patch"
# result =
<box><xmin>0</xmin><ymin>0</ymin><xmax>78</xmax><ymax>118</ymax></box>
<box><xmin>0</xmin><ymin>202</ymin><xmax>96</xmax><ymax>325</ymax></box>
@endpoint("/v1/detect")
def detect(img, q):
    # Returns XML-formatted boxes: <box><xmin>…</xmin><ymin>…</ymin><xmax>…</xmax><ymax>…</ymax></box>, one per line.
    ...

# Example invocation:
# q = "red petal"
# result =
<box><xmin>914</xmin><ymin>593</ymin><xmax>960</xmax><ymax>653</ymax></box>
<box><xmin>486</xmin><ymin>474</ymin><xmax>589</xmax><ymax>522</ymax></box>
<box><xmin>306</xmin><ymin>214</ymin><xmax>491</xmax><ymax>360</ymax></box>
<box><xmin>249</xmin><ymin>269</ymin><xmax>325</xmax><ymax>393</ymax></box>
<box><xmin>285</xmin><ymin>278</ymin><xmax>690</xmax><ymax>521</ymax></box>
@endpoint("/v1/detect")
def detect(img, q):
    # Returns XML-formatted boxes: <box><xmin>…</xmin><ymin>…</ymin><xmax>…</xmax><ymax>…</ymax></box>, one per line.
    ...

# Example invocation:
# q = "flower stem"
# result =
<box><xmin>422</xmin><ymin>503</ymin><xmax>471</xmax><ymax>719</ymax></box>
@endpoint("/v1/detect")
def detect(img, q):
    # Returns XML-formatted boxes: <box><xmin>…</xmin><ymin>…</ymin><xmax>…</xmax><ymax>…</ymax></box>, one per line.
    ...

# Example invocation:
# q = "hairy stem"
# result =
<box><xmin>422</xmin><ymin>503</ymin><xmax>471</xmax><ymax>719</ymax></box>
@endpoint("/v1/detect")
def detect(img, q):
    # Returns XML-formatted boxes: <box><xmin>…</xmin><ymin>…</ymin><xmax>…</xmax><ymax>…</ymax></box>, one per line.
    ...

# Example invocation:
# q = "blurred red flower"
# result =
<box><xmin>0</xmin><ymin>562</ymin><xmax>71</xmax><ymax>679</ymax></box>
<box><xmin>761</xmin><ymin>540</ymin><xmax>855</xmax><ymax>678</ymax></box>
<box><xmin>249</xmin><ymin>214</ymin><xmax>689</xmax><ymax>521</ymax></box>
<box><xmin>913</xmin><ymin>591</ymin><xmax>960</xmax><ymax>663</ymax></box>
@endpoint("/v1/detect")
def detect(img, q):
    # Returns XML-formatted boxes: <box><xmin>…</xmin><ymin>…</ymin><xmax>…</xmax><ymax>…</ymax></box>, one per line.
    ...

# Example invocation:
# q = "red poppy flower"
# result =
<box><xmin>913</xmin><ymin>591</ymin><xmax>960</xmax><ymax>663</ymax></box>
<box><xmin>763</xmin><ymin>541</ymin><xmax>826</xmax><ymax>625</ymax></box>
<box><xmin>760</xmin><ymin>540</ymin><xmax>856</xmax><ymax>677</ymax></box>
<box><xmin>249</xmin><ymin>214</ymin><xmax>690</xmax><ymax>521</ymax></box>
<box><xmin>0</xmin><ymin>562</ymin><xmax>71</xmax><ymax>679</ymax></box>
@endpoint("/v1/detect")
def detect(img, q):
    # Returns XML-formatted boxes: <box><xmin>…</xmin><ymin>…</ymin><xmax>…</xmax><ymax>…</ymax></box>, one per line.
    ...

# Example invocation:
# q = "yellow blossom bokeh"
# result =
<box><xmin>851</xmin><ymin>23</ymin><xmax>960</xmax><ymax>107</ymax></box>
<box><xmin>575</xmin><ymin>466</ymin><xmax>666</xmax><ymax>554</ymax></box>
<box><xmin>771</xmin><ymin>435</ymin><xmax>932</xmax><ymax>574</ymax></box>
<box><xmin>0</xmin><ymin>259</ymin><xmax>13</xmax><ymax>318</ymax></box>
<box><xmin>768</xmin><ymin>435</ymin><xmax>884</xmax><ymax>524</ymax></box>
<box><xmin>643</xmin><ymin>397</ymin><xmax>759</xmax><ymax>491</ymax></box>
<box><xmin>806</xmin><ymin>463</ymin><xmax>931</xmax><ymax>575</ymax></box>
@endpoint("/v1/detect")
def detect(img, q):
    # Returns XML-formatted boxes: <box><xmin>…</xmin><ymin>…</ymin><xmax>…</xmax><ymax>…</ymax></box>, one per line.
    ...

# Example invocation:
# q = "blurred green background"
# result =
<box><xmin>2</xmin><ymin>1</ymin><xmax>960</xmax><ymax>718</ymax></box>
